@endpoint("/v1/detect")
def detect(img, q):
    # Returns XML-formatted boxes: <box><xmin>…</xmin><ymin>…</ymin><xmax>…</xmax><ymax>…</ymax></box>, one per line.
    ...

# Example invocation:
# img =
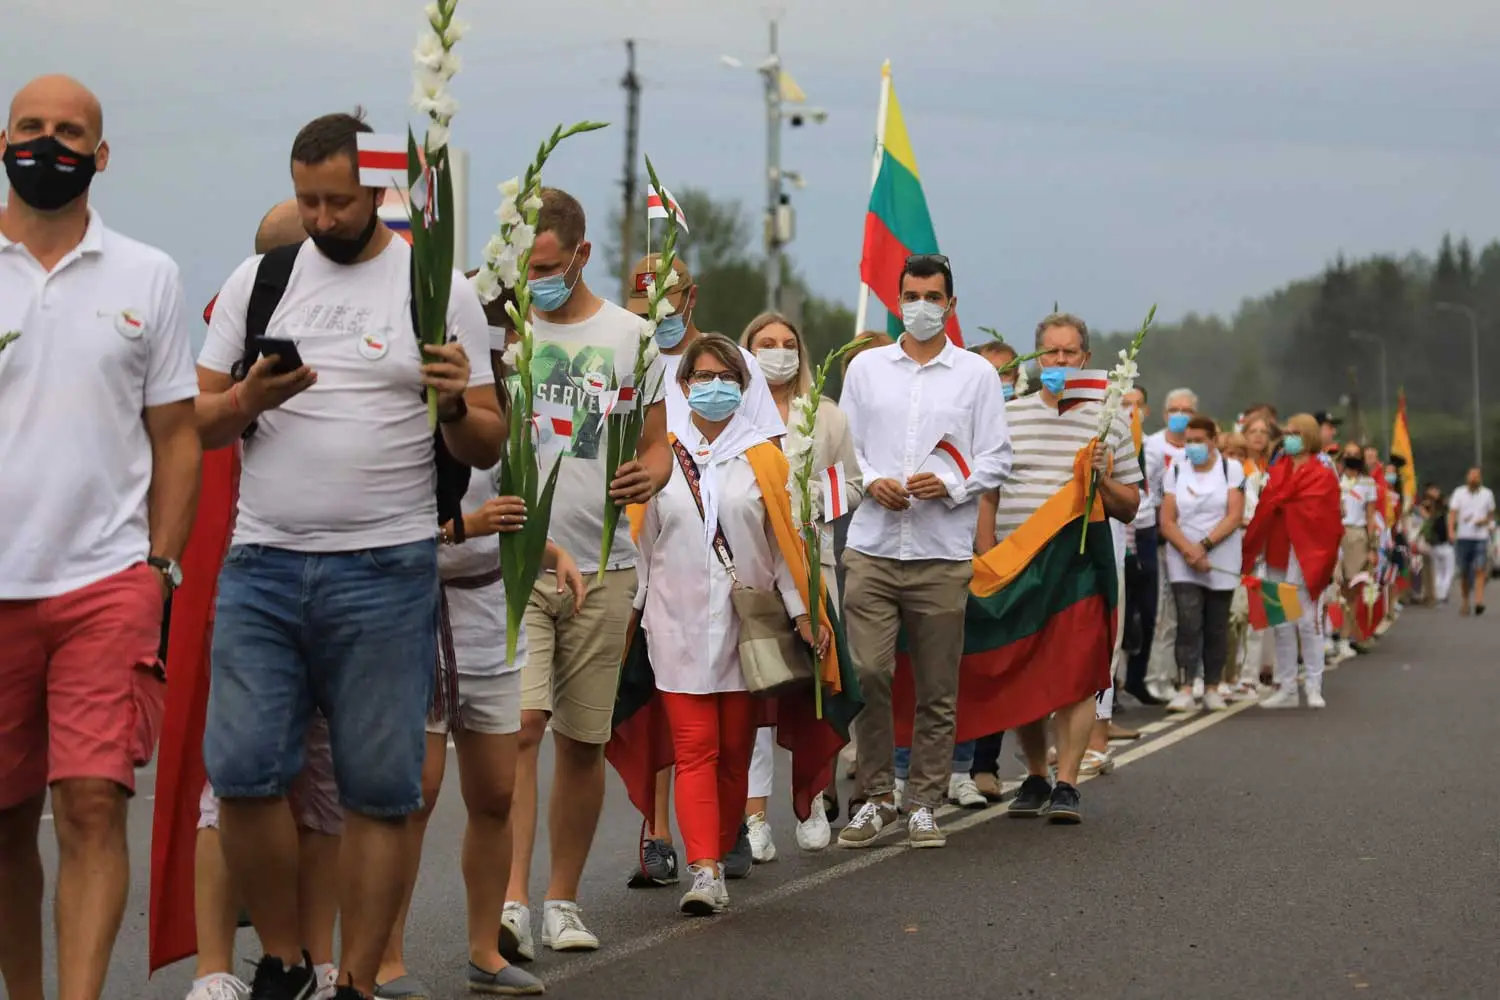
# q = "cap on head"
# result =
<box><xmin>1314</xmin><ymin>410</ymin><xmax>1342</xmax><ymax>427</ymax></box>
<box><xmin>626</xmin><ymin>254</ymin><xmax>692</xmax><ymax>317</ymax></box>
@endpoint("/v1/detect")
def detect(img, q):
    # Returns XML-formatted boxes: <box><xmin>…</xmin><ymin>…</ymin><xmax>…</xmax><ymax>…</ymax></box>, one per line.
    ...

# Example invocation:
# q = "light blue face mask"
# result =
<box><xmin>1185</xmin><ymin>442</ymin><xmax>1211</xmax><ymax>466</ymax></box>
<box><xmin>1167</xmin><ymin>413</ymin><xmax>1191</xmax><ymax>435</ymax></box>
<box><xmin>1002</xmin><ymin>382</ymin><xmax>1015</xmax><ymax>401</ymax></box>
<box><xmin>529</xmin><ymin>246</ymin><xmax>581</xmax><ymax>313</ymax></box>
<box><xmin>1282</xmin><ymin>435</ymin><xmax>1306</xmax><ymax>457</ymax></box>
<box><xmin>1385</xmin><ymin>470</ymin><xmax>1398</xmax><ymax>485</ymax></box>
<box><xmin>687</xmin><ymin>378</ymin><xmax>742</xmax><ymax>422</ymax></box>
<box><xmin>1039</xmin><ymin>365</ymin><xmax>1072</xmax><ymax>396</ymax></box>
<box><xmin>655</xmin><ymin>313</ymin><xmax>687</xmax><ymax>349</ymax></box>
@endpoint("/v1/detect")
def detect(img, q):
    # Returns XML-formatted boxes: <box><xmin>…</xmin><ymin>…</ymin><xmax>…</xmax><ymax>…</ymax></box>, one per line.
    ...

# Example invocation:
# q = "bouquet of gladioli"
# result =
<box><xmin>473</xmin><ymin>119</ymin><xmax>609</xmax><ymax>661</ymax></box>
<box><xmin>786</xmin><ymin>337</ymin><xmax>871</xmax><ymax>718</ymax></box>
<box><xmin>596</xmin><ymin>156</ymin><xmax>672</xmax><ymax>583</ymax></box>
<box><xmin>406</xmin><ymin>0</ymin><xmax>466</xmax><ymax>428</ymax></box>
<box><xmin>1080</xmin><ymin>304</ymin><xmax>1155</xmax><ymax>552</ymax></box>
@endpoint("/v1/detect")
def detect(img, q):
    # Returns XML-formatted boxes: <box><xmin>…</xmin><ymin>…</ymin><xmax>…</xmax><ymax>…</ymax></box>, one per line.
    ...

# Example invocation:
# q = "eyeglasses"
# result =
<box><xmin>684</xmin><ymin>370</ymin><xmax>740</xmax><ymax>386</ymax></box>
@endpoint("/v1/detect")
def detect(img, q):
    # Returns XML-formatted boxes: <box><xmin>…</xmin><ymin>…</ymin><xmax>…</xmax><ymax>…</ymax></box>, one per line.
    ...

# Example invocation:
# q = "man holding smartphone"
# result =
<box><xmin>192</xmin><ymin>111</ymin><xmax>503</xmax><ymax>1000</ymax></box>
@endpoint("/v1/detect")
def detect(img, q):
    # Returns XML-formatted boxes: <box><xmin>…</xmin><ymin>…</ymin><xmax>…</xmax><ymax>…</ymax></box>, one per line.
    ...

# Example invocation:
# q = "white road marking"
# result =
<box><xmin>541</xmin><ymin>699</ymin><xmax>1256</xmax><ymax>987</ymax></box>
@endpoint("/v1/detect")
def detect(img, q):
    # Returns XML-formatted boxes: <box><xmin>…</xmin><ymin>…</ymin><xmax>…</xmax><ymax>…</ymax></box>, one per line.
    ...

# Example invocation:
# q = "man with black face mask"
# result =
<box><xmin>0</xmin><ymin>75</ymin><xmax>203</xmax><ymax>1000</ymax></box>
<box><xmin>193</xmin><ymin>111</ymin><xmax>504</xmax><ymax>1000</ymax></box>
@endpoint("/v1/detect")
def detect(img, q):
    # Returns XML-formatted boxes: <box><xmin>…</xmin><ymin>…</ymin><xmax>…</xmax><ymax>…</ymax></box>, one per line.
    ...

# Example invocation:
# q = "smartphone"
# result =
<box><xmin>252</xmin><ymin>336</ymin><xmax>304</xmax><ymax>375</ymax></box>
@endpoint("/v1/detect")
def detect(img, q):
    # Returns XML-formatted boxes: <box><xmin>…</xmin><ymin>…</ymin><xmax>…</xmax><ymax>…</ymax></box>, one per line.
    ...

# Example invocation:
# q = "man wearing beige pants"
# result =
<box><xmin>834</xmin><ymin>254</ymin><xmax>1012</xmax><ymax>850</ymax></box>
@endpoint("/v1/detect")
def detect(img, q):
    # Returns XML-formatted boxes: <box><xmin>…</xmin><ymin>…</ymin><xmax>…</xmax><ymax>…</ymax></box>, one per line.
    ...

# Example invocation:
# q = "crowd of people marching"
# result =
<box><xmin>3</xmin><ymin>76</ymin><xmax>1497</xmax><ymax>1000</ymax></box>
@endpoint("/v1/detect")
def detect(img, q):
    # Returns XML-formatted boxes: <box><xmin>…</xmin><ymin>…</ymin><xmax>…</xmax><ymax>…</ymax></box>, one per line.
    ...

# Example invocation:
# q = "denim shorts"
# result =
<box><xmin>204</xmin><ymin>539</ymin><xmax>439</xmax><ymax>818</ymax></box>
<box><xmin>1455</xmin><ymin>539</ymin><xmax>1489</xmax><ymax>582</ymax></box>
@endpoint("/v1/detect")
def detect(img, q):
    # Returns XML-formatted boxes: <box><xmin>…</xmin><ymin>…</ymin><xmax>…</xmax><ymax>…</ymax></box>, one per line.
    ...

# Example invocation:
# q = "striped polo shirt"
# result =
<box><xmin>994</xmin><ymin>393</ymin><xmax>1144</xmax><ymax>536</ymax></box>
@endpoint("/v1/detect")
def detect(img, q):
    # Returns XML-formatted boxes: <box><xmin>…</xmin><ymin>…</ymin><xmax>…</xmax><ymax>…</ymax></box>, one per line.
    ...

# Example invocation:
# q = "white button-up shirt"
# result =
<box><xmin>840</xmin><ymin>336</ymin><xmax>1012</xmax><ymax>562</ymax></box>
<box><xmin>0</xmin><ymin>209</ymin><xmax>197</xmax><ymax>598</ymax></box>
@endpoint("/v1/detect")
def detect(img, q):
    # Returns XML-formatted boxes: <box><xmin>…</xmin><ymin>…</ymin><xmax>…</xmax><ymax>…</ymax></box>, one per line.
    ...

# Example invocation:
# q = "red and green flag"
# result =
<box><xmin>1243</xmin><ymin>576</ymin><xmax>1303</xmax><ymax>630</ymax></box>
<box><xmin>857</xmin><ymin>61</ymin><xmax>961</xmax><ymax>345</ymax></box>
<box><xmin>893</xmin><ymin>446</ymin><xmax>1117</xmax><ymax>743</ymax></box>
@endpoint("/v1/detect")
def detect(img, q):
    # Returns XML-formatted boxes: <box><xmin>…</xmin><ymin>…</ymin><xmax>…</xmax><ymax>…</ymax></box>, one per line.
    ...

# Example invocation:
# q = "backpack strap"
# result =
<box><xmin>232</xmin><ymin>243</ymin><xmax>303</xmax><ymax>439</ymax></box>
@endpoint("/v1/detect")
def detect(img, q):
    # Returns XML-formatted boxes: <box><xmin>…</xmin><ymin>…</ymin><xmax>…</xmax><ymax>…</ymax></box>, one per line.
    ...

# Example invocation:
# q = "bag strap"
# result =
<box><xmin>670</xmin><ymin>438</ymin><xmax>737</xmax><ymax>581</ymax></box>
<box><xmin>231</xmin><ymin>243</ymin><xmax>303</xmax><ymax>439</ymax></box>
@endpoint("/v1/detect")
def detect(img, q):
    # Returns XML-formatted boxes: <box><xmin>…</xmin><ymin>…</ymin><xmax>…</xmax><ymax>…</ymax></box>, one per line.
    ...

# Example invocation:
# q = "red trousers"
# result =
<box><xmin>660</xmin><ymin>691</ymin><xmax>757</xmax><ymax>864</ymax></box>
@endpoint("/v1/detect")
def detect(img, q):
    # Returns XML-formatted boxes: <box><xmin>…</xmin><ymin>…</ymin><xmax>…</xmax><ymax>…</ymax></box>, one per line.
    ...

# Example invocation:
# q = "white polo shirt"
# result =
<box><xmin>0</xmin><ymin>208</ymin><xmax>198</xmax><ymax>599</ymax></box>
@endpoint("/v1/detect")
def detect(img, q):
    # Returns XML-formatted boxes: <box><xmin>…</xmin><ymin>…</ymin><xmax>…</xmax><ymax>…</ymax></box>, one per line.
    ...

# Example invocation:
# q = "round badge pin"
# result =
<box><xmin>115</xmin><ymin>309</ymin><xmax>146</xmax><ymax>340</ymax></box>
<box><xmin>358</xmin><ymin>331</ymin><xmax>390</xmax><ymax>361</ymax></box>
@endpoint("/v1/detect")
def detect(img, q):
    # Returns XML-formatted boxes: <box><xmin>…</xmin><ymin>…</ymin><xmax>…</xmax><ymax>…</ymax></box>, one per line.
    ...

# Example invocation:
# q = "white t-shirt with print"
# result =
<box><xmin>1164</xmin><ymin>456</ymin><xmax>1245</xmax><ymax>591</ymax></box>
<box><xmin>438</xmin><ymin>464</ymin><xmax>524</xmax><ymax>676</ymax></box>
<box><xmin>525</xmin><ymin>299</ymin><xmax>667</xmax><ymax>575</ymax></box>
<box><xmin>198</xmin><ymin>238</ymin><xmax>493</xmax><ymax>552</ymax></box>
<box><xmin>1340</xmin><ymin>474</ymin><xmax>1378</xmax><ymax>528</ymax></box>
<box><xmin>1449</xmin><ymin>485</ymin><xmax>1496</xmax><ymax>542</ymax></box>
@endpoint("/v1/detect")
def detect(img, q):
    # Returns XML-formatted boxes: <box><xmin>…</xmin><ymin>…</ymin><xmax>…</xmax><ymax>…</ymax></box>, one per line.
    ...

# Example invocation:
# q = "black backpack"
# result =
<box><xmin>229</xmin><ymin>242</ymin><xmax>471</xmax><ymax>541</ymax></box>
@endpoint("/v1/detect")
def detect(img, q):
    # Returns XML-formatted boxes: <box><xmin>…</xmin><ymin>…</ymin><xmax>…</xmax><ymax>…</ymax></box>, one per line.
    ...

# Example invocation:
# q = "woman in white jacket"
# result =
<box><xmin>739</xmin><ymin>312</ymin><xmax>862</xmax><ymax>855</ymax></box>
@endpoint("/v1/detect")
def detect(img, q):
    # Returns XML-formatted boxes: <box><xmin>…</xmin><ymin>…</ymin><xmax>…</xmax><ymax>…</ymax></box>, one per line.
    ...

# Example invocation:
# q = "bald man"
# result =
<box><xmin>1</xmin><ymin>75</ymin><xmax>202</xmax><ymax>1000</ymax></box>
<box><xmin>256</xmin><ymin>198</ymin><xmax>305</xmax><ymax>254</ymax></box>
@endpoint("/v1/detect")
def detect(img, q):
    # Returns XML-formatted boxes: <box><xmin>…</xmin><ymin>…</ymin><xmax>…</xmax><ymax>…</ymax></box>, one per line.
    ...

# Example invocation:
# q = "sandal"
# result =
<box><xmin>1078</xmin><ymin>749</ymin><xmax>1115</xmax><ymax>777</ymax></box>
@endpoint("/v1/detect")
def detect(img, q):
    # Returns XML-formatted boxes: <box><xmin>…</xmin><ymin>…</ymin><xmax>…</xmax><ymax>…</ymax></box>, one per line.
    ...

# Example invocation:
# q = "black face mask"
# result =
<box><xmin>1343</xmin><ymin>457</ymin><xmax>1364</xmax><ymax>473</ymax></box>
<box><xmin>310</xmin><ymin>202</ymin><xmax>379</xmax><ymax>265</ymax></box>
<box><xmin>3</xmin><ymin>135</ymin><xmax>99</xmax><ymax>211</ymax></box>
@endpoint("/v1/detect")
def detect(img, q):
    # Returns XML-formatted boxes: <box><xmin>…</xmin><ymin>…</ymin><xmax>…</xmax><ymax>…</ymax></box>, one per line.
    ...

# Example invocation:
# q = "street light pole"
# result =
<box><xmin>762</xmin><ymin>19</ymin><xmax>782</xmax><ymax>312</ymax></box>
<box><xmin>1349</xmin><ymin>330</ymin><xmax>1389</xmax><ymax>455</ymax></box>
<box><xmin>1436</xmin><ymin>302</ymin><xmax>1483</xmax><ymax>472</ymax></box>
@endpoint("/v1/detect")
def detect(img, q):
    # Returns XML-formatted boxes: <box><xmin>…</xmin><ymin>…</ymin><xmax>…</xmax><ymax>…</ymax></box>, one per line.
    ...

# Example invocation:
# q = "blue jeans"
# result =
<box><xmin>894</xmin><ymin>740</ymin><xmax>975</xmax><ymax>780</ymax></box>
<box><xmin>1455</xmin><ymin>539</ymin><xmax>1489</xmax><ymax>584</ymax></box>
<box><xmin>204</xmin><ymin>540</ymin><xmax>439</xmax><ymax>818</ymax></box>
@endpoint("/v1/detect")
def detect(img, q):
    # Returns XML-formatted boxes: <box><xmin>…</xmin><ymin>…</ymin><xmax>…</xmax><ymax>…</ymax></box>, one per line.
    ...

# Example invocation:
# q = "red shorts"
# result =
<box><xmin>0</xmin><ymin>563</ymin><xmax>166</xmax><ymax>809</ymax></box>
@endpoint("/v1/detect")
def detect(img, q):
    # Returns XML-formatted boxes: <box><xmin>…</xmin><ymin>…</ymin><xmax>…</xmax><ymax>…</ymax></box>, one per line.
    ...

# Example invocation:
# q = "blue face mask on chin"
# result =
<box><xmin>655</xmin><ymin>313</ymin><xmax>687</xmax><ymax>349</ymax></box>
<box><xmin>687</xmin><ymin>378</ymin><xmax>742</xmax><ymax>422</ymax></box>
<box><xmin>1185</xmin><ymin>442</ymin><xmax>1211</xmax><ymax>466</ymax></box>
<box><xmin>1167</xmin><ymin>413</ymin><xmax>1191</xmax><ymax>435</ymax></box>
<box><xmin>1002</xmin><ymin>382</ymin><xmax>1015</xmax><ymax>401</ymax></box>
<box><xmin>1039</xmin><ymin>366</ymin><xmax>1071</xmax><ymax>396</ymax></box>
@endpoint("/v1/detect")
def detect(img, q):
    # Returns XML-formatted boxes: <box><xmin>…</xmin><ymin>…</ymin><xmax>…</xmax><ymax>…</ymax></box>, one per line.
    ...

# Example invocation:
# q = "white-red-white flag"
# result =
<box><xmin>532</xmin><ymin>399</ymin><xmax>574</xmax><ymax>443</ymax></box>
<box><xmin>931</xmin><ymin>434</ymin><xmax>972</xmax><ymax>482</ymax></box>
<box><xmin>646</xmin><ymin>188</ymin><xmax>690</xmax><ymax>233</ymax></box>
<box><xmin>356</xmin><ymin>133</ymin><xmax>409</xmax><ymax>189</ymax></box>
<box><xmin>1057</xmin><ymin>369</ymin><xmax>1110</xmax><ymax>414</ymax></box>
<box><xmin>817</xmin><ymin>462</ymin><xmax>847</xmax><ymax>522</ymax></box>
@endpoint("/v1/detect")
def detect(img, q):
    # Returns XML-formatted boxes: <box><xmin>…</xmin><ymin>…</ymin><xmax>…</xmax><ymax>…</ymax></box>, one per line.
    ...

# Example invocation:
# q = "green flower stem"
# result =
<box><xmin>1079</xmin><ymin>304</ymin><xmax>1156</xmax><ymax>553</ymax></box>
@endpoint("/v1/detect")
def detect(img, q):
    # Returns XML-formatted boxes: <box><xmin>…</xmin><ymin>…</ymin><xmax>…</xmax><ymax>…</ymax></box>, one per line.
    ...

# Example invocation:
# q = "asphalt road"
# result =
<box><xmin>33</xmin><ymin>599</ymin><xmax>1499</xmax><ymax>1000</ymax></box>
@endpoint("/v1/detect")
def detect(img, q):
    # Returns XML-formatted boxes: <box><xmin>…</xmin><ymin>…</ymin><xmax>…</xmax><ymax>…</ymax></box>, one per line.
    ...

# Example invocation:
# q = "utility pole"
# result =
<box><xmin>762</xmin><ymin>19</ymin><xmax>783</xmax><ymax>312</ymax></box>
<box><xmin>619</xmin><ymin>38</ymin><xmax>641</xmax><ymax>305</ymax></box>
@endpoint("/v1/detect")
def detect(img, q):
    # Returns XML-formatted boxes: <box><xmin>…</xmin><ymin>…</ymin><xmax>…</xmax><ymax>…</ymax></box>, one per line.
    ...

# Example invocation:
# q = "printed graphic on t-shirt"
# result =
<box><xmin>526</xmin><ymin>340</ymin><xmax>621</xmax><ymax>461</ymax></box>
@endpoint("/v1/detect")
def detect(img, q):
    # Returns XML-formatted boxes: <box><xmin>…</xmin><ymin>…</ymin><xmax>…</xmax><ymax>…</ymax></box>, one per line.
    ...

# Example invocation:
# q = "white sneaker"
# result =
<box><xmin>1166</xmin><ymin>690</ymin><xmax>1197</xmax><ymax>712</ymax></box>
<box><xmin>1306</xmin><ymin>688</ymin><xmax>1327</xmax><ymax>709</ymax></box>
<box><xmin>1191</xmin><ymin>676</ymin><xmax>1205</xmax><ymax>698</ymax></box>
<box><xmin>311</xmin><ymin>964</ymin><xmax>337</xmax><ymax>1000</ymax></box>
<box><xmin>500</xmin><ymin>901</ymin><xmax>536</xmax><ymax>962</ymax></box>
<box><xmin>186</xmin><ymin>972</ymin><xmax>250</xmax><ymax>1000</ymax></box>
<box><xmin>1341</xmin><ymin>639</ymin><xmax>1358</xmax><ymax>660</ymax></box>
<box><xmin>1202</xmin><ymin>690</ymin><xmax>1228</xmax><ymax>712</ymax></box>
<box><xmin>679</xmin><ymin>864</ymin><xmax>725</xmax><ymax>916</ymax></box>
<box><xmin>1226</xmin><ymin>682</ymin><xmax>1259</xmax><ymax>702</ymax></box>
<box><xmin>795</xmin><ymin>795</ymin><xmax>831</xmax><ymax>851</ymax></box>
<box><xmin>947</xmin><ymin>773</ymin><xmax>987</xmax><ymax>809</ymax></box>
<box><xmin>542</xmin><ymin>900</ymin><xmax>599</xmax><ymax>951</ymax></box>
<box><xmin>1259</xmin><ymin>688</ymin><xmax>1300</xmax><ymax>710</ymax></box>
<box><xmin>746</xmin><ymin>810</ymin><xmax>777</xmax><ymax>862</ymax></box>
<box><xmin>893</xmin><ymin>777</ymin><xmax>907</xmax><ymax>813</ymax></box>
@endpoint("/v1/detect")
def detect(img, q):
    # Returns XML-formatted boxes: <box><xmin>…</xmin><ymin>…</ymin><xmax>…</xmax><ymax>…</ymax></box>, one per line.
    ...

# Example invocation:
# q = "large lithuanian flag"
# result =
<box><xmin>857</xmin><ymin>61</ymin><xmax>961</xmax><ymax>345</ymax></box>
<box><xmin>1390</xmin><ymin>388</ymin><xmax>1417</xmax><ymax>505</ymax></box>
<box><xmin>892</xmin><ymin>445</ymin><xmax>1118</xmax><ymax>744</ymax></box>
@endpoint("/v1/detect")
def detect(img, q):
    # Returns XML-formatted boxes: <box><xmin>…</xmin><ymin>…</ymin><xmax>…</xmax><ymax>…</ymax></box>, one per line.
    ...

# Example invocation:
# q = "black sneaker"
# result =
<box><xmin>1006</xmin><ymin>775</ymin><xmax>1052</xmax><ymax>818</ymax></box>
<box><xmin>626</xmin><ymin>832</ymin><xmax>680</xmax><ymax>888</ymax></box>
<box><xmin>1043</xmin><ymin>781</ymin><xmax>1082</xmax><ymax>824</ymax></box>
<box><xmin>722</xmin><ymin>822</ymin><xmax>753</xmax><ymax>879</ymax></box>
<box><xmin>248</xmin><ymin>953</ymin><xmax>316</xmax><ymax>999</ymax></box>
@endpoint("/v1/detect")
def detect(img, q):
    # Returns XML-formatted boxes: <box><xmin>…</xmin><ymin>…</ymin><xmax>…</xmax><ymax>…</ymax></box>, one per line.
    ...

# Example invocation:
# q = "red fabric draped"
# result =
<box><xmin>1242</xmin><ymin>455</ymin><xmax>1343</xmax><ymax>600</ymax></box>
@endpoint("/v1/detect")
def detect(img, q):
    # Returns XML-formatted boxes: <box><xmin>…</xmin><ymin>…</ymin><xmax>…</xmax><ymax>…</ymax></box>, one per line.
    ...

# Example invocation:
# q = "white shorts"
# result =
<box><xmin>427</xmin><ymin>670</ymin><xmax>522</xmax><ymax>736</ymax></box>
<box><xmin>198</xmin><ymin>712</ymin><xmax>342</xmax><ymax>836</ymax></box>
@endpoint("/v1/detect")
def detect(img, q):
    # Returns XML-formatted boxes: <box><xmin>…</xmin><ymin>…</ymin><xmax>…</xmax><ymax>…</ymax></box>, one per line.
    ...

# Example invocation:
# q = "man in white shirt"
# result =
<box><xmin>502</xmin><ymin>189</ymin><xmax>673</xmax><ymax>959</ymax></box>
<box><xmin>1143</xmin><ymin>387</ymin><xmax>1197</xmax><ymax>701</ymax></box>
<box><xmin>0</xmin><ymin>74</ymin><xmax>202</xmax><ymax>1000</ymax></box>
<box><xmin>1448</xmin><ymin>467</ymin><xmax>1495</xmax><ymax>616</ymax></box>
<box><xmin>194</xmin><ymin>112</ymin><xmax>503</xmax><ymax>1000</ymax></box>
<box><xmin>835</xmin><ymin>254</ymin><xmax>1012</xmax><ymax>850</ymax></box>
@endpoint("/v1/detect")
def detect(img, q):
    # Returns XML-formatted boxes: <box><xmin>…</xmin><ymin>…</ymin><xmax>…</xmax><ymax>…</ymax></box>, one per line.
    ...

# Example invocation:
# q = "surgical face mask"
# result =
<box><xmin>530</xmin><ymin>246</ymin><xmax>582</xmax><ymax>312</ymax></box>
<box><xmin>686</xmin><ymin>378</ymin><xmax>743</xmax><ymax>422</ymax></box>
<box><xmin>654</xmin><ymin>313</ymin><xmax>687</xmax><ymax>349</ymax></box>
<box><xmin>1167</xmin><ymin>412</ymin><xmax>1191</xmax><ymax>435</ymax></box>
<box><xmin>1385</xmin><ymin>470</ymin><xmax>1398</xmax><ymax>485</ymax></box>
<box><xmin>1185</xmin><ymin>442</ymin><xmax>1211</xmax><ymax>466</ymax></box>
<box><xmin>2</xmin><ymin>135</ymin><xmax>100</xmax><ymax>212</ymax></box>
<box><xmin>311</xmin><ymin>200</ymin><xmax>379</xmax><ymax>265</ymax></box>
<box><xmin>1039</xmin><ymin>365</ymin><xmax>1071</xmax><ymax>396</ymax></box>
<box><xmin>1002</xmin><ymin>382</ymin><xmax>1015</xmax><ymax>401</ymax></box>
<box><xmin>754</xmin><ymin>347</ymin><xmax>801</xmax><ymax>385</ymax></box>
<box><xmin>900</xmin><ymin>300</ymin><xmax>947</xmax><ymax>342</ymax></box>
<box><xmin>1282</xmin><ymin>435</ymin><xmax>1306</xmax><ymax>457</ymax></box>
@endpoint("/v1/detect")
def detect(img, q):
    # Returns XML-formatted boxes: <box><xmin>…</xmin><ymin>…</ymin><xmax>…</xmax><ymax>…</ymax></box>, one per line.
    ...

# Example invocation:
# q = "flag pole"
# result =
<box><xmin>853</xmin><ymin>60</ymin><xmax>892</xmax><ymax>337</ymax></box>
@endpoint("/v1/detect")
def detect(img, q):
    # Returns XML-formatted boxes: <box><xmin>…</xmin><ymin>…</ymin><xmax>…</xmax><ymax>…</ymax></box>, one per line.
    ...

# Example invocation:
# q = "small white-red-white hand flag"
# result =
<box><xmin>646</xmin><ymin>188</ymin><xmax>690</xmax><ymax>234</ymax></box>
<box><xmin>818</xmin><ymin>462</ymin><xmax>847</xmax><ymax>522</ymax></box>
<box><xmin>356</xmin><ymin>134</ymin><xmax>409</xmax><ymax>189</ymax></box>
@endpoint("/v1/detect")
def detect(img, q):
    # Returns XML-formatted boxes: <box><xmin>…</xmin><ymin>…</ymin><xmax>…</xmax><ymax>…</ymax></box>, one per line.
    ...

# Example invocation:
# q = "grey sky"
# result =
<box><xmin>6</xmin><ymin>0</ymin><xmax>1498</xmax><ymax>344</ymax></box>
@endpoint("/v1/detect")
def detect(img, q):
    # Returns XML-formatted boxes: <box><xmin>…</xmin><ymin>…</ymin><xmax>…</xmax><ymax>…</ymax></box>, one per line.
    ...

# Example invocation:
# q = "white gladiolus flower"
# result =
<box><xmin>1015</xmin><ymin>363</ymin><xmax>1030</xmax><ymax>395</ymax></box>
<box><xmin>425</xmin><ymin>122</ymin><xmax>450</xmax><ymax>152</ymax></box>
<box><xmin>503</xmin><ymin>300</ymin><xmax>525</xmax><ymax>330</ymax></box>
<box><xmin>510</xmin><ymin>222</ymin><xmax>536</xmax><ymax>253</ymax></box>
<box><xmin>443</xmin><ymin>19</ymin><xmax>469</xmax><ymax>44</ymax></box>
<box><xmin>416</xmin><ymin>89</ymin><xmax>459</xmax><ymax>120</ymax></box>
<box><xmin>499</xmin><ymin>177</ymin><xmax>521</xmax><ymax>199</ymax></box>
<box><xmin>655</xmin><ymin>297</ymin><xmax>675</xmax><ymax>318</ymax></box>
<box><xmin>523</xmin><ymin>193</ymin><xmax>543</xmax><ymax>215</ymax></box>
<box><xmin>472</xmin><ymin>266</ymin><xmax>501</xmax><ymax>303</ymax></box>
<box><xmin>661</xmin><ymin>269</ymin><xmax>681</xmax><ymax>290</ymax></box>
<box><xmin>483</xmin><ymin>235</ymin><xmax>508</xmax><ymax>262</ymax></box>
<box><xmin>641</xmin><ymin>336</ymin><xmax>660</xmax><ymax>368</ymax></box>
<box><xmin>414</xmin><ymin>31</ymin><xmax>445</xmax><ymax>71</ymax></box>
<box><xmin>496</xmin><ymin>198</ymin><xmax>522</xmax><ymax>227</ymax></box>
<box><xmin>502</xmin><ymin>341</ymin><xmax>521</xmax><ymax>368</ymax></box>
<box><xmin>494</xmin><ymin>247</ymin><xmax>522</xmax><ymax>289</ymax></box>
<box><xmin>640</xmin><ymin>319</ymin><xmax>657</xmax><ymax>340</ymax></box>
<box><xmin>424</xmin><ymin>1</ymin><xmax>443</xmax><ymax>28</ymax></box>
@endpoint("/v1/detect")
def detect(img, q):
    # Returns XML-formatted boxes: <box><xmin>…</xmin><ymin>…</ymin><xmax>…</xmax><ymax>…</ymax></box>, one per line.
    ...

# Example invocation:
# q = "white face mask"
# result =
<box><xmin>754</xmin><ymin>347</ymin><xmax>801</xmax><ymax>385</ymax></box>
<box><xmin>900</xmin><ymin>300</ymin><xmax>947</xmax><ymax>341</ymax></box>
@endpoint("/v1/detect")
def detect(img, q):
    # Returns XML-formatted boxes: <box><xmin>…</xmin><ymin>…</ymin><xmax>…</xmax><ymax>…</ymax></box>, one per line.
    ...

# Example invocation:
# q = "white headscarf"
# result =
<box><xmin>685</xmin><ymin>405</ymin><xmax>769</xmax><ymax>567</ymax></box>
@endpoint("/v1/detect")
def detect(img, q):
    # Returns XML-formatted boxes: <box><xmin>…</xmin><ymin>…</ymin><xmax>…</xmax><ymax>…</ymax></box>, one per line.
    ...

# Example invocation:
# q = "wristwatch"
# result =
<box><xmin>437</xmin><ymin>394</ymin><xmax>468</xmax><ymax>424</ymax></box>
<box><xmin>148</xmin><ymin>556</ymin><xmax>183</xmax><ymax>593</ymax></box>
<box><xmin>1199</xmin><ymin>536</ymin><xmax>1215</xmax><ymax>551</ymax></box>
